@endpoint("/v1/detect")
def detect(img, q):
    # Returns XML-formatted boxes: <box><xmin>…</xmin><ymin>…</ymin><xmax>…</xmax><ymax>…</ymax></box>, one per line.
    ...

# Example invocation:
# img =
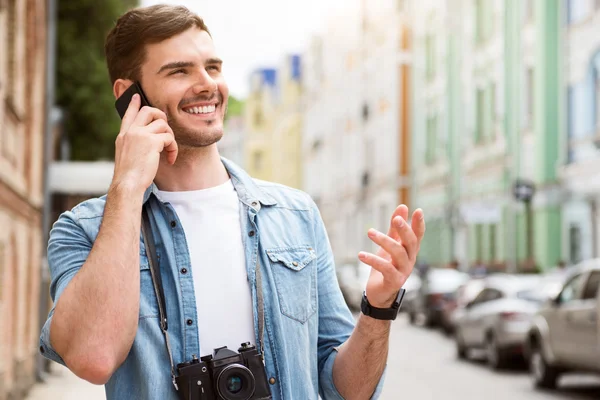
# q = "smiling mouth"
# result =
<box><xmin>182</xmin><ymin>104</ymin><xmax>217</xmax><ymax>115</ymax></box>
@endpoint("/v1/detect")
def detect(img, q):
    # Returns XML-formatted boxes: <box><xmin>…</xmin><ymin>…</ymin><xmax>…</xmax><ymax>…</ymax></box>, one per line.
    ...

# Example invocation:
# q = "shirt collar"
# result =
<box><xmin>142</xmin><ymin>157</ymin><xmax>277</xmax><ymax>209</ymax></box>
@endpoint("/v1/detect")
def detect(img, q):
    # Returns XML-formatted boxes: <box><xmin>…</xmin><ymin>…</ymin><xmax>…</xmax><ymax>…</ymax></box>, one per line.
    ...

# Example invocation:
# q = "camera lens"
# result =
<box><xmin>216</xmin><ymin>364</ymin><xmax>255</xmax><ymax>400</ymax></box>
<box><xmin>226</xmin><ymin>375</ymin><xmax>242</xmax><ymax>393</ymax></box>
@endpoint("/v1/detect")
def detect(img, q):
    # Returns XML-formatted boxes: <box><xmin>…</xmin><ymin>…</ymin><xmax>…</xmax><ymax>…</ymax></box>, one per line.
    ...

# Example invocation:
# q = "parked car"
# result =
<box><xmin>525</xmin><ymin>260</ymin><xmax>600</xmax><ymax>390</ymax></box>
<box><xmin>454</xmin><ymin>273</ymin><xmax>555</xmax><ymax>369</ymax></box>
<box><xmin>398</xmin><ymin>273</ymin><xmax>422</xmax><ymax>316</ymax></box>
<box><xmin>337</xmin><ymin>262</ymin><xmax>371</xmax><ymax>310</ymax></box>
<box><xmin>441</xmin><ymin>278</ymin><xmax>486</xmax><ymax>335</ymax></box>
<box><xmin>407</xmin><ymin>268</ymin><xmax>470</xmax><ymax>327</ymax></box>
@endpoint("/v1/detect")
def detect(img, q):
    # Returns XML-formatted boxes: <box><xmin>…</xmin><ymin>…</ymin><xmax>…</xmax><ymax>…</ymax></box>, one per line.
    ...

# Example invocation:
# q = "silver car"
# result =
<box><xmin>454</xmin><ymin>274</ymin><xmax>550</xmax><ymax>369</ymax></box>
<box><xmin>526</xmin><ymin>261</ymin><xmax>600</xmax><ymax>390</ymax></box>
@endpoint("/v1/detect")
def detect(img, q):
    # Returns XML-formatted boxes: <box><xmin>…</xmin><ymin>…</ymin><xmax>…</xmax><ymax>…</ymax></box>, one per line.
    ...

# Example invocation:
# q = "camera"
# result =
<box><xmin>175</xmin><ymin>342</ymin><xmax>272</xmax><ymax>400</ymax></box>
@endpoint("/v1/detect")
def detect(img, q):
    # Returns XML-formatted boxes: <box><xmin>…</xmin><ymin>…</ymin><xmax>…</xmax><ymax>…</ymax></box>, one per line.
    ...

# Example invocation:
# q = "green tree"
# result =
<box><xmin>226</xmin><ymin>95</ymin><xmax>244</xmax><ymax>120</ymax></box>
<box><xmin>57</xmin><ymin>0</ymin><xmax>138</xmax><ymax>161</ymax></box>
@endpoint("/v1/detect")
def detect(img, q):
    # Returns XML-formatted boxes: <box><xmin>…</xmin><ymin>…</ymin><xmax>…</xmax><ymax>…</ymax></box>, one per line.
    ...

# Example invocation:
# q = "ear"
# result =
<box><xmin>113</xmin><ymin>79</ymin><xmax>134</xmax><ymax>99</ymax></box>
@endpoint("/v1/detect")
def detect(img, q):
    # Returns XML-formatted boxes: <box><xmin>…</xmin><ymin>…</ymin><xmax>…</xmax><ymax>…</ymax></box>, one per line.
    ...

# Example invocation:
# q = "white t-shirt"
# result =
<box><xmin>156</xmin><ymin>180</ymin><xmax>255</xmax><ymax>358</ymax></box>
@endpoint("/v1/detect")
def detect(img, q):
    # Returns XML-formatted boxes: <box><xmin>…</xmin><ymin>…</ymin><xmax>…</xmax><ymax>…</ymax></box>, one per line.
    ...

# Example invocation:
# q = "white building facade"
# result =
<box><xmin>302</xmin><ymin>0</ymin><xmax>412</xmax><ymax>266</ymax></box>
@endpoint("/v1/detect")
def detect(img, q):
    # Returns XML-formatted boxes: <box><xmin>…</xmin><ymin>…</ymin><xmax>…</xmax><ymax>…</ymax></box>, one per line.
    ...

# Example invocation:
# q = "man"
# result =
<box><xmin>39</xmin><ymin>5</ymin><xmax>425</xmax><ymax>400</ymax></box>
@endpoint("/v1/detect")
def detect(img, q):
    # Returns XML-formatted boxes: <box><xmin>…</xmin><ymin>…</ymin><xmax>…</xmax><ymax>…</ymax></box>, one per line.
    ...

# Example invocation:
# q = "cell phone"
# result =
<box><xmin>114</xmin><ymin>82</ymin><xmax>151</xmax><ymax>119</ymax></box>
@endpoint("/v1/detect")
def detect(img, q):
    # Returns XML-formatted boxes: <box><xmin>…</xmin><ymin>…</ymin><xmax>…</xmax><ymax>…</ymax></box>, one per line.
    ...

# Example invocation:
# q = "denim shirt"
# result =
<box><xmin>39</xmin><ymin>158</ymin><xmax>385</xmax><ymax>400</ymax></box>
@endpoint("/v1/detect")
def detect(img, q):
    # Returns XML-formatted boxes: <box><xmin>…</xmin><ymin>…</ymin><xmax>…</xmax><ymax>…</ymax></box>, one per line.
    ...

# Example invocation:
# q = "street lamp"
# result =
<box><xmin>513</xmin><ymin>178</ymin><xmax>536</xmax><ymax>268</ymax></box>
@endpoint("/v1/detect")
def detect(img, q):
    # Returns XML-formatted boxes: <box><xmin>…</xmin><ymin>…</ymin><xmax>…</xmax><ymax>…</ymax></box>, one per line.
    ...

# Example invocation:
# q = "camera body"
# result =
<box><xmin>176</xmin><ymin>342</ymin><xmax>272</xmax><ymax>400</ymax></box>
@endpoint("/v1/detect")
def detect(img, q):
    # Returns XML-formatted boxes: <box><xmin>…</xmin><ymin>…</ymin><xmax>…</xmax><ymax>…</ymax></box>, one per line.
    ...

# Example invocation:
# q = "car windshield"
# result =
<box><xmin>517</xmin><ymin>279</ymin><xmax>563</xmax><ymax>303</ymax></box>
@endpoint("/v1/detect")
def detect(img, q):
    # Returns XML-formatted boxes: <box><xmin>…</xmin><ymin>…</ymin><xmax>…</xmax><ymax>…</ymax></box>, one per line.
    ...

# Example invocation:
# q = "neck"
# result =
<box><xmin>154</xmin><ymin>144</ymin><xmax>229</xmax><ymax>192</ymax></box>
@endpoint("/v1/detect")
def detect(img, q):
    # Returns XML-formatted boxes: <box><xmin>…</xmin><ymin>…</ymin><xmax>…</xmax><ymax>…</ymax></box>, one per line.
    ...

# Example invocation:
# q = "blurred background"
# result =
<box><xmin>4</xmin><ymin>0</ymin><xmax>600</xmax><ymax>398</ymax></box>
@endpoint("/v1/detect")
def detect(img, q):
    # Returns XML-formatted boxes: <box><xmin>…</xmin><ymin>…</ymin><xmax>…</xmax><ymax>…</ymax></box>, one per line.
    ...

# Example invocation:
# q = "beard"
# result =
<box><xmin>167</xmin><ymin>116</ymin><xmax>224</xmax><ymax>148</ymax></box>
<box><xmin>165</xmin><ymin>92</ymin><xmax>226</xmax><ymax>148</ymax></box>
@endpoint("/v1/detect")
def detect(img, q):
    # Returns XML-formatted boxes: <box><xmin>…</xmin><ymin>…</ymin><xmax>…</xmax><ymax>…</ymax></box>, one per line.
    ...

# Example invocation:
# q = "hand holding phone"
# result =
<box><xmin>110</xmin><ymin>84</ymin><xmax>178</xmax><ymax>194</ymax></box>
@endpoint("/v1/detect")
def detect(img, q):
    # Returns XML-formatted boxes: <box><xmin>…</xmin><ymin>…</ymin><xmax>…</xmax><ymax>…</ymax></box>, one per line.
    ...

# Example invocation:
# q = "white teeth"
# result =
<box><xmin>184</xmin><ymin>105</ymin><xmax>216</xmax><ymax>114</ymax></box>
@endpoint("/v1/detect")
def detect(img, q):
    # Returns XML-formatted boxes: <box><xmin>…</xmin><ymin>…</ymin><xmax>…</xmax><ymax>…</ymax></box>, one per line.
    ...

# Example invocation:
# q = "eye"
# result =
<box><xmin>207</xmin><ymin>65</ymin><xmax>220</xmax><ymax>72</ymax></box>
<box><xmin>169</xmin><ymin>69</ymin><xmax>186</xmax><ymax>75</ymax></box>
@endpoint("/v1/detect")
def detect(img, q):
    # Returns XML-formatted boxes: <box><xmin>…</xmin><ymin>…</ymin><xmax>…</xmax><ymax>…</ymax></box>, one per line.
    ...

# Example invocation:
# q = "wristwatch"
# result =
<box><xmin>360</xmin><ymin>289</ymin><xmax>406</xmax><ymax>320</ymax></box>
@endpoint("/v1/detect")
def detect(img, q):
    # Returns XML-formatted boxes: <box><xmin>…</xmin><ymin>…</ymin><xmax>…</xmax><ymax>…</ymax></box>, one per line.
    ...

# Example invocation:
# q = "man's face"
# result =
<box><xmin>139</xmin><ymin>28</ymin><xmax>229</xmax><ymax>148</ymax></box>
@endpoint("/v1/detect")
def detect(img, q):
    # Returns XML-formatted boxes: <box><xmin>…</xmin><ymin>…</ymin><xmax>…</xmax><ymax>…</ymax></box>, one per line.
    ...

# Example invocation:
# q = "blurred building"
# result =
<box><xmin>244</xmin><ymin>69</ymin><xmax>278</xmax><ymax>182</ymax></box>
<box><xmin>0</xmin><ymin>0</ymin><xmax>48</xmax><ymax>398</ymax></box>
<box><xmin>560</xmin><ymin>0</ymin><xmax>600</xmax><ymax>264</ymax></box>
<box><xmin>410</xmin><ymin>0</ymin><xmax>561</xmax><ymax>271</ymax></box>
<box><xmin>218</xmin><ymin>115</ymin><xmax>245</xmax><ymax>167</ymax></box>
<box><xmin>244</xmin><ymin>58</ymin><xmax>304</xmax><ymax>189</ymax></box>
<box><xmin>302</xmin><ymin>0</ymin><xmax>412</xmax><ymax>265</ymax></box>
<box><xmin>271</xmin><ymin>55</ymin><xmax>303</xmax><ymax>189</ymax></box>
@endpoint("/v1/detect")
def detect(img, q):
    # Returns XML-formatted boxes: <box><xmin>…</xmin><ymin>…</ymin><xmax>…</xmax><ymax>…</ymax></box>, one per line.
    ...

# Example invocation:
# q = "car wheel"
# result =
<box><xmin>529</xmin><ymin>341</ymin><xmax>559</xmax><ymax>389</ymax></box>
<box><xmin>455</xmin><ymin>329</ymin><xmax>467</xmax><ymax>360</ymax></box>
<box><xmin>486</xmin><ymin>334</ymin><xmax>508</xmax><ymax>370</ymax></box>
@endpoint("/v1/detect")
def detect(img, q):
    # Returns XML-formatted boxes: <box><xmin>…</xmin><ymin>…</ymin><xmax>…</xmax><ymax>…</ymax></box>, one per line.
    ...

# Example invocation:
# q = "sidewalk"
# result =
<box><xmin>26</xmin><ymin>364</ymin><xmax>105</xmax><ymax>400</ymax></box>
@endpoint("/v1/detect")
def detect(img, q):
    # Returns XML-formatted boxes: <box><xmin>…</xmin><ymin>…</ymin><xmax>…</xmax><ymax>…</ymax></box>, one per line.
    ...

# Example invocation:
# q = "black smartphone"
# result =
<box><xmin>115</xmin><ymin>82</ymin><xmax>151</xmax><ymax>119</ymax></box>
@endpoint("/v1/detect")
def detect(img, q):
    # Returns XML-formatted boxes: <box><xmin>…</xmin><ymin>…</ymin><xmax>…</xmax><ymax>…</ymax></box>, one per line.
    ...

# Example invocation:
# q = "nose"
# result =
<box><xmin>192</xmin><ymin>69</ymin><xmax>218</xmax><ymax>96</ymax></box>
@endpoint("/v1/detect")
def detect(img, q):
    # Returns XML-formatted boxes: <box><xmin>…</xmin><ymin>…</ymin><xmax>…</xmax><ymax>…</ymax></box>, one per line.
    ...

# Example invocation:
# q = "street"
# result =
<box><xmin>27</xmin><ymin>313</ymin><xmax>600</xmax><ymax>399</ymax></box>
<box><xmin>380</xmin><ymin>314</ymin><xmax>600</xmax><ymax>400</ymax></box>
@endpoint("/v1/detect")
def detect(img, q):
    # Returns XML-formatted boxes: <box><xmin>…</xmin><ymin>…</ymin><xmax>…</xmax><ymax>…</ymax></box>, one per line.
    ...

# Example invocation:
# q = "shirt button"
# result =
<box><xmin>181</xmin><ymin>268</ymin><xmax>188</xmax><ymax>274</ymax></box>
<box><xmin>251</xmin><ymin>201</ymin><xmax>258</xmax><ymax>207</ymax></box>
<box><xmin>186</xmin><ymin>319</ymin><xmax>193</xmax><ymax>326</ymax></box>
<box><xmin>292</xmin><ymin>261</ymin><xmax>298</xmax><ymax>267</ymax></box>
<box><xmin>248</xmin><ymin>231</ymin><xmax>255</xmax><ymax>237</ymax></box>
<box><xmin>39</xmin><ymin>346</ymin><xmax>45</xmax><ymax>354</ymax></box>
<box><xmin>170</xmin><ymin>221</ymin><xmax>177</xmax><ymax>228</ymax></box>
<box><xmin>269</xmin><ymin>377</ymin><xmax>276</xmax><ymax>385</ymax></box>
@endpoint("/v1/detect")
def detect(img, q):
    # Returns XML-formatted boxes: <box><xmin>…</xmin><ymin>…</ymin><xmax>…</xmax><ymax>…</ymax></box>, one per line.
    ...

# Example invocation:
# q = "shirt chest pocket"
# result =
<box><xmin>139</xmin><ymin>243</ymin><xmax>160</xmax><ymax>319</ymax></box>
<box><xmin>266</xmin><ymin>246</ymin><xmax>317</xmax><ymax>324</ymax></box>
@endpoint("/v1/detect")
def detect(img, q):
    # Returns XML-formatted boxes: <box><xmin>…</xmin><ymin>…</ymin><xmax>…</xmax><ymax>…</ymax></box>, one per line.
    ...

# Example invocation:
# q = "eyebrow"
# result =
<box><xmin>156</xmin><ymin>58</ymin><xmax>223</xmax><ymax>75</ymax></box>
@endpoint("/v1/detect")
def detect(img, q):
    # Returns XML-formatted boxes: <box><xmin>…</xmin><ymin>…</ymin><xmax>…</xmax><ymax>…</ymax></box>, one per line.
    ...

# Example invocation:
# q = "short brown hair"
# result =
<box><xmin>104</xmin><ymin>4</ymin><xmax>210</xmax><ymax>85</ymax></box>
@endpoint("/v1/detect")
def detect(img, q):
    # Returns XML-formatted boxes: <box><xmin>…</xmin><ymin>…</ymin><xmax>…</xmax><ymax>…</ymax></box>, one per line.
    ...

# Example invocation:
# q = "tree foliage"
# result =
<box><xmin>56</xmin><ymin>0</ymin><xmax>138</xmax><ymax>161</ymax></box>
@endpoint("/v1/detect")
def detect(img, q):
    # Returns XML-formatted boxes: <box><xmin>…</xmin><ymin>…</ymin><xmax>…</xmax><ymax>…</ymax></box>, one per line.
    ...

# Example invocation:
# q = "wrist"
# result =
<box><xmin>108</xmin><ymin>179</ymin><xmax>146</xmax><ymax>205</ymax></box>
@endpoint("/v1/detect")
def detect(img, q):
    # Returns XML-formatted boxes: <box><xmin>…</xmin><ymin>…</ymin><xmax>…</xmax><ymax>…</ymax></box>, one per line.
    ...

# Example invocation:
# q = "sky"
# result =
<box><xmin>141</xmin><ymin>0</ymin><xmax>353</xmax><ymax>99</ymax></box>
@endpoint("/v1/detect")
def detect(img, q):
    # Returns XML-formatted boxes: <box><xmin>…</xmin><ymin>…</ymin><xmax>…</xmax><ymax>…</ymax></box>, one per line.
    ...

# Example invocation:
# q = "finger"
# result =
<box><xmin>358</xmin><ymin>251</ymin><xmax>399</xmax><ymax>280</ymax></box>
<box><xmin>387</xmin><ymin>205</ymin><xmax>408</xmax><ymax>240</ymax></box>
<box><xmin>120</xmin><ymin>93</ymin><xmax>141</xmax><ymax>134</ymax></box>
<box><xmin>132</xmin><ymin>106</ymin><xmax>168</xmax><ymax>128</ymax></box>
<box><xmin>367</xmin><ymin>228</ymin><xmax>409</xmax><ymax>269</ymax></box>
<box><xmin>144</xmin><ymin>119</ymin><xmax>174</xmax><ymax>135</ymax></box>
<box><xmin>154</xmin><ymin>133</ymin><xmax>179</xmax><ymax>165</ymax></box>
<box><xmin>394</xmin><ymin>216</ymin><xmax>418</xmax><ymax>260</ymax></box>
<box><xmin>411</xmin><ymin>208</ymin><xmax>426</xmax><ymax>243</ymax></box>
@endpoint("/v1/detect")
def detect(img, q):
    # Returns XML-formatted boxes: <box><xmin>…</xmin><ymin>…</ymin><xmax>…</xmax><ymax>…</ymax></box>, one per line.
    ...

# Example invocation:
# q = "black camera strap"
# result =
<box><xmin>141</xmin><ymin>206</ymin><xmax>178</xmax><ymax>390</ymax></box>
<box><xmin>140</xmin><ymin>204</ymin><xmax>267</xmax><ymax>392</ymax></box>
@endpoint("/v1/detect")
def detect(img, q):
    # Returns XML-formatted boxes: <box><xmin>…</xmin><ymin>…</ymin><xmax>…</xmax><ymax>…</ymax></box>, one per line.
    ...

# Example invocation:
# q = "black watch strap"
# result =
<box><xmin>361</xmin><ymin>289</ymin><xmax>406</xmax><ymax>321</ymax></box>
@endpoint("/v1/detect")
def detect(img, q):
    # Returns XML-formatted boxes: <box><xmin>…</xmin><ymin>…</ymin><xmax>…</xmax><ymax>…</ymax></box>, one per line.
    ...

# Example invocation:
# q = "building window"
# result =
<box><xmin>362</xmin><ymin>103</ymin><xmax>370</xmax><ymax>122</ymax></box>
<box><xmin>253</xmin><ymin>109</ymin><xmax>263</xmax><ymax>127</ymax></box>
<box><xmin>475</xmin><ymin>88</ymin><xmax>485</xmax><ymax>144</ymax></box>
<box><xmin>569</xmin><ymin>224</ymin><xmax>582</xmax><ymax>265</ymax></box>
<box><xmin>475</xmin><ymin>0</ymin><xmax>492</xmax><ymax>45</ymax></box>
<box><xmin>253</xmin><ymin>151</ymin><xmax>263</xmax><ymax>172</ymax></box>
<box><xmin>523</xmin><ymin>0</ymin><xmax>534</xmax><ymax>24</ymax></box>
<box><xmin>489</xmin><ymin>82</ymin><xmax>497</xmax><ymax>137</ymax></box>
<box><xmin>524</xmin><ymin>68</ymin><xmax>534</xmax><ymax>129</ymax></box>
<box><xmin>567</xmin><ymin>0</ymin><xmax>593</xmax><ymax>24</ymax></box>
<box><xmin>426</xmin><ymin>115</ymin><xmax>437</xmax><ymax>164</ymax></box>
<box><xmin>425</xmin><ymin>34</ymin><xmax>435</xmax><ymax>81</ymax></box>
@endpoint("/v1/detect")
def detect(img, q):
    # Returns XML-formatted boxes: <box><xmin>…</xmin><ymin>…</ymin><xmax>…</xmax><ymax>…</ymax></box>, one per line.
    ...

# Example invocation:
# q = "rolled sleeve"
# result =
<box><xmin>39</xmin><ymin>309</ymin><xmax>66</xmax><ymax>366</ymax></box>
<box><xmin>38</xmin><ymin>210</ymin><xmax>93</xmax><ymax>366</ymax></box>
